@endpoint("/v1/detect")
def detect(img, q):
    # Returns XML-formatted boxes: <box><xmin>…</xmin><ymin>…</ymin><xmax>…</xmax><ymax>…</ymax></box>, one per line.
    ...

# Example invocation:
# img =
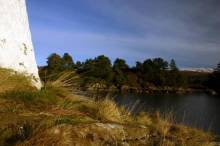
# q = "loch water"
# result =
<box><xmin>114</xmin><ymin>93</ymin><xmax>220</xmax><ymax>135</ymax></box>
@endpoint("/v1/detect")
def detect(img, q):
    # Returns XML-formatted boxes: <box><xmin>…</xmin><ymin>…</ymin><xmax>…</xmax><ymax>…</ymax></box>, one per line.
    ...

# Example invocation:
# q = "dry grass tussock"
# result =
<box><xmin>0</xmin><ymin>68</ymin><xmax>34</xmax><ymax>93</ymax></box>
<box><xmin>96</xmin><ymin>98</ymin><xmax>122</xmax><ymax>122</ymax></box>
<box><xmin>45</xmin><ymin>72</ymin><xmax>81</xmax><ymax>97</ymax></box>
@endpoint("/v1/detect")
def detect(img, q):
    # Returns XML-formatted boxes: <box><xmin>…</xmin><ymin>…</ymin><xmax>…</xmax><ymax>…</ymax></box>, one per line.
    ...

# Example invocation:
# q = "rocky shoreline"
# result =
<box><xmin>82</xmin><ymin>84</ymin><xmax>218</xmax><ymax>95</ymax></box>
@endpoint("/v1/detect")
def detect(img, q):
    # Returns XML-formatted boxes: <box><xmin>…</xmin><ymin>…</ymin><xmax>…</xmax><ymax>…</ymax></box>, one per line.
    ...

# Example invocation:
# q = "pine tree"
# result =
<box><xmin>211</xmin><ymin>62</ymin><xmax>220</xmax><ymax>93</ymax></box>
<box><xmin>63</xmin><ymin>53</ymin><xmax>74</xmax><ymax>70</ymax></box>
<box><xmin>47</xmin><ymin>53</ymin><xmax>64</xmax><ymax>74</ymax></box>
<box><xmin>214</xmin><ymin>62</ymin><xmax>220</xmax><ymax>73</ymax></box>
<box><xmin>170</xmin><ymin>59</ymin><xmax>178</xmax><ymax>71</ymax></box>
<box><xmin>113</xmin><ymin>58</ymin><xmax>129</xmax><ymax>87</ymax></box>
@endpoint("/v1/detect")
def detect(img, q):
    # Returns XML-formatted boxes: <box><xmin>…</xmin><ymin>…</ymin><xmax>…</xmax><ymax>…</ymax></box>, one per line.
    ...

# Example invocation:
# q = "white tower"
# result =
<box><xmin>0</xmin><ymin>0</ymin><xmax>41</xmax><ymax>89</ymax></box>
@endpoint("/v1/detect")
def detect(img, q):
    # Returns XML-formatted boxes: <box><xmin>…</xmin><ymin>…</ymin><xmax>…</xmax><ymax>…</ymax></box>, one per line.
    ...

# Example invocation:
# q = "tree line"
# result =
<box><xmin>39</xmin><ymin>53</ymin><xmax>220</xmax><ymax>93</ymax></box>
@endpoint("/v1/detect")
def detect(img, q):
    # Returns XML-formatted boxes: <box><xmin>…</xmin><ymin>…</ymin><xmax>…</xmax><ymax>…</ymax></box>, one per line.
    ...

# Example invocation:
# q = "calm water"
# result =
<box><xmin>114</xmin><ymin>93</ymin><xmax>220</xmax><ymax>135</ymax></box>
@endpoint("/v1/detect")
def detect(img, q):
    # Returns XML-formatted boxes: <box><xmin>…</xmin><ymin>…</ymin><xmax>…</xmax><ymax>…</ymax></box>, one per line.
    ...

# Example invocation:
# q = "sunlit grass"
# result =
<box><xmin>0</xmin><ymin>68</ymin><xmax>214</xmax><ymax>146</ymax></box>
<box><xmin>96</xmin><ymin>98</ymin><xmax>122</xmax><ymax>122</ymax></box>
<box><xmin>0</xmin><ymin>68</ymin><xmax>34</xmax><ymax>93</ymax></box>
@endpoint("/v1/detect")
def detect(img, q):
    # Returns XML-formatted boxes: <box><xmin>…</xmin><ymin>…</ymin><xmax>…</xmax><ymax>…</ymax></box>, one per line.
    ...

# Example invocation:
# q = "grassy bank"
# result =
<box><xmin>0</xmin><ymin>69</ymin><xmax>215</xmax><ymax>146</ymax></box>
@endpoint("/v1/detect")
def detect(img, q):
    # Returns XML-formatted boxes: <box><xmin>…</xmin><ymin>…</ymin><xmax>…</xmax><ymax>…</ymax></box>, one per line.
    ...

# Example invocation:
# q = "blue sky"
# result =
<box><xmin>27</xmin><ymin>0</ymin><xmax>220</xmax><ymax>68</ymax></box>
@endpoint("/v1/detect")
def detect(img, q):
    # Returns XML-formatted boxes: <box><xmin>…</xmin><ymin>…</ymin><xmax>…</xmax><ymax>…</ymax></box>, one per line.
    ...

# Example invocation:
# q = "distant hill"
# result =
<box><xmin>180</xmin><ymin>68</ymin><xmax>214</xmax><ymax>73</ymax></box>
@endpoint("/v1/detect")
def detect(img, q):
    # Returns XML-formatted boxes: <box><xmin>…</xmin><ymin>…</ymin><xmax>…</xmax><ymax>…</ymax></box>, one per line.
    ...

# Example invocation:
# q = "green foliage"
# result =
<box><xmin>42</xmin><ymin>53</ymin><xmax>191</xmax><ymax>90</ymax></box>
<box><xmin>80</xmin><ymin>55</ymin><xmax>114</xmax><ymax>85</ymax></box>
<box><xmin>170</xmin><ymin>59</ymin><xmax>178</xmax><ymax>71</ymax></box>
<box><xmin>75</xmin><ymin>61</ymin><xmax>82</xmax><ymax>70</ymax></box>
<box><xmin>215</xmin><ymin>62</ymin><xmax>220</xmax><ymax>73</ymax></box>
<box><xmin>152</xmin><ymin>58</ymin><xmax>169</xmax><ymax>70</ymax></box>
<box><xmin>113</xmin><ymin>58</ymin><xmax>129</xmax><ymax>88</ymax></box>
<box><xmin>42</xmin><ymin>53</ymin><xmax>76</xmax><ymax>82</ymax></box>
<box><xmin>47</xmin><ymin>53</ymin><xmax>64</xmax><ymax>74</ymax></box>
<box><xmin>47</xmin><ymin>53</ymin><xmax>75</xmax><ymax>72</ymax></box>
<box><xmin>207</xmin><ymin>62</ymin><xmax>220</xmax><ymax>93</ymax></box>
<box><xmin>166</xmin><ymin>59</ymin><xmax>185</xmax><ymax>87</ymax></box>
<box><xmin>113</xmin><ymin>58</ymin><xmax>129</xmax><ymax>71</ymax></box>
<box><xmin>63</xmin><ymin>53</ymin><xmax>74</xmax><ymax>70</ymax></box>
<box><xmin>135</xmin><ymin>58</ymin><xmax>169</xmax><ymax>86</ymax></box>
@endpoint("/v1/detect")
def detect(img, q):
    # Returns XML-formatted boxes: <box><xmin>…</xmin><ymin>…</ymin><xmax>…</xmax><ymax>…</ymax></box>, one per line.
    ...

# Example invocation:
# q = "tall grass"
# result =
<box><xmin>45</xmin><ymin>72</ymin><xmax>81</xmax><ymax>98</ymax></box>
<box><xmin>96</xmin><ymin>98</ymin><xmax>122</xmax><ymax>122</ymax></box>
<box><xmin>0</xmin><ymin>68</ymin><xmax>34</xmax><ymax>93</ymax></box>
<box><xmin>0</xmin><ymin>68</ymin><xmax>214</xmax><ymax>146</ymax></box>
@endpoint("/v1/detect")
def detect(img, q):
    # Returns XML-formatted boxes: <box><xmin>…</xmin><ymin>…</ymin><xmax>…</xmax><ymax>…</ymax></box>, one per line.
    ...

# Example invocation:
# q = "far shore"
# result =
<box><xmin>76</xmin><ymin>85</ymin><xmax>218</xmax><ymax>96</ymax></box>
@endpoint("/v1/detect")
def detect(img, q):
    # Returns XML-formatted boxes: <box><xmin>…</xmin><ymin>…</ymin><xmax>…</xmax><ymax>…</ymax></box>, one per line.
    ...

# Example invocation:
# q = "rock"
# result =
<box><xmin>211</xmin><ymin>142</ymin><xmax>220</xmax><ymax>146</ymax></box>
<box><xmin>0</xmin><ymin>0</ymin><xmax>41</xmax><ymax>89</ymax></box>
<box><xmin>19</xmin><ymin>123</ymin><xmax>150</xmax><ymax>146</ymax></box>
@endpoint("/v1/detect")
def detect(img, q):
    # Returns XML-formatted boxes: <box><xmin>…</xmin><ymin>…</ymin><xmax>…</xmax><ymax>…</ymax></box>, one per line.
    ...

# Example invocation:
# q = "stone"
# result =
<box><xmin>0</xmin><ymin>0</ymin><xmax>41</xmax><ymax>89</ymax></box>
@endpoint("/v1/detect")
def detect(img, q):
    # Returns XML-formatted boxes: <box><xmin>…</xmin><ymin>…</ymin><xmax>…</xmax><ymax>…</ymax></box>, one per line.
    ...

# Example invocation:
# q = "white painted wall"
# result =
<box><xmin>0</xmin><ymin>0</ymin><xmax>42</xmax><ymax>89</ymax></box>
